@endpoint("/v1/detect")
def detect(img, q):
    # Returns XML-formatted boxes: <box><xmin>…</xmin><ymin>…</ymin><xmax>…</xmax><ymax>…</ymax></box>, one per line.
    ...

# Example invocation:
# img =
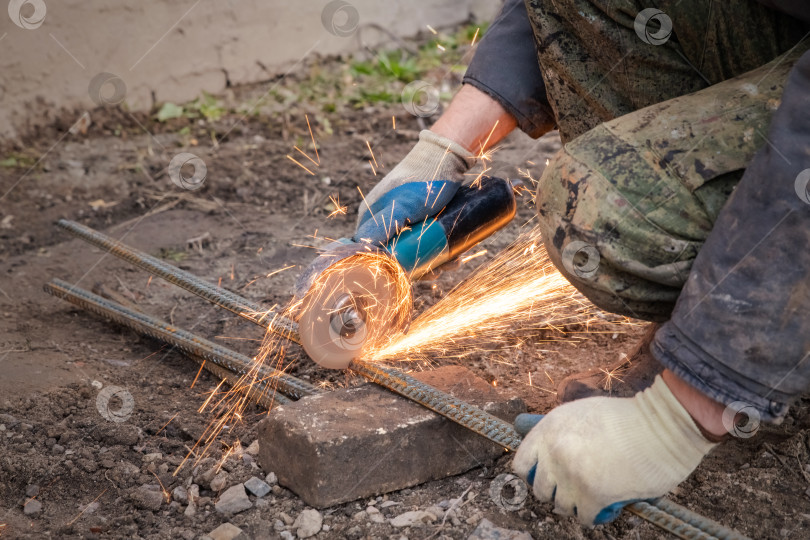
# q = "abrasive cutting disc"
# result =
<box><xmin>298</xmin><ymin>251</ymin><xmax>412</xmax><ymax>369</ymax></box>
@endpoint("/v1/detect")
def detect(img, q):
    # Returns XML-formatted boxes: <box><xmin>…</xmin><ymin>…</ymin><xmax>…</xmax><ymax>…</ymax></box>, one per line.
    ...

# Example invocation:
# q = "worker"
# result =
<box><xmin>353</xmin><ymin>0</ymin><xmax>810</xmax><ymax>526</ymax></box>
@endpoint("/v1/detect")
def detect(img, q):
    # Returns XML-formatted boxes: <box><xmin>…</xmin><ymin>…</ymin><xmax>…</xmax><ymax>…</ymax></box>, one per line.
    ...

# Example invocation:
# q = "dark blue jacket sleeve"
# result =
<box><xmin>463</xmin><ymin>0</ymin><xmax>555</xmax><ymax>138</ymax></box>
<box><xmin>756</xmin><ymin>0</ymin><xmax>810</xmax><ymax>22</ymax></box>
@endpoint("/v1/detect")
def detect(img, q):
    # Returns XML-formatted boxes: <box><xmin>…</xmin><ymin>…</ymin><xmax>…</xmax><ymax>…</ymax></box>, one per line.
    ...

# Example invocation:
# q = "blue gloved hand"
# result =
<box><xmin>512</xmin><ymin>376</ymin><xmax>717</xmax><ymax>526</ymax></box>
<box><xmin>354</xmin><ymin>130</ymin><xmax>474</xmax><ymax>247</ymax></box>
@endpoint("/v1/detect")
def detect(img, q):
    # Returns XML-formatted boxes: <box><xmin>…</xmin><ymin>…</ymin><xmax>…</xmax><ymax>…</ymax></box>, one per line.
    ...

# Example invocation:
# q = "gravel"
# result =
<box><xmin>131</xmin><ymin>484</ymin><xmax>165</xmax><ymax>511</ymax></box>
<box><xmin>208</xmin><ymin>522</ymin><xmax>244</xmax><ymax>540</ymax></box>
<box><xmin>214</xmin><ymin>484</ymin><xmax>252</xmax><ymax>515</ymax></box>
<box><xmin>23</xmin><ymin>499</ymin><xmax>42</xmax><ymax>515</ymax></box>
<box><xmin>390</xmin><ymin>510</ymin><xmax>437</xmax><ymax>528</ymax></box>
<box><xmin>294</xmin><ymin>508</ymin><xmax>323</xmax><ymax>538</ymax></box>
<box><xmin>468</xmin><ymin>518</ymin><xmax>533</xmax><ymax>540</ymax></box>
<box><xmin>244</xmin><ymin>476</ymin><xmax>271</xmax><ymax>498</ymax></box>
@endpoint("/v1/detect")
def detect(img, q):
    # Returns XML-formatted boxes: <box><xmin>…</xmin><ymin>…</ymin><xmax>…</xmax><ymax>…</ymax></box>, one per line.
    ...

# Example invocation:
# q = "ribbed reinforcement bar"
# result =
<box><xmin>56</xmin><ymin>219</ymin><xmax>300</xmax><ymax>343</ymax></box>
<box><xmin>650</xmin><ymin>498</ymin><xmax>747</xmax><ymax>540</ymax></box>
<box><xmin>350</xmin><ymin>360</ymin><xmax>523</xmax><ymax>450</ymax></box>
<box><xmin>627</xmin><ymin>501</ymin><xmax>715</xmax><ymax>540</ymax></box>
<box><xmin>54</xmin><ymin>221</ymin><xmax>749</xmax><ymax>539</ymax></box>
<box><xmin>44</xmin><ymin>279</ymin><xmax>317</xmax><ymax>401</ymax></box>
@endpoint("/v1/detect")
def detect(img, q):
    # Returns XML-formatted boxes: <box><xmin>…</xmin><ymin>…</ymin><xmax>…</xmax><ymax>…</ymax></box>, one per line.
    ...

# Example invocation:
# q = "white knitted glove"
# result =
<box><xmin>512</xmin><ymin>376</ymin><xmax>717</xmax><ymax>525</ymax></box>
<box><xmin>354</xmin><ymin>130</ymin><xmax>474</xmax><ymax>246</ymax></box>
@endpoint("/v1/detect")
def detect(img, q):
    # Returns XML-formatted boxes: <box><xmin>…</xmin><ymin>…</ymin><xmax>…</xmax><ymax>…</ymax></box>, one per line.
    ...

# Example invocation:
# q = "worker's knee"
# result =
<box><xmin>533</xmin><ymin>46</ymin><xmax>796</xmax><ymax>319</ymax></box>
<box><xmin>534</xmin><ymin>127</ymin><xmax>703</xmax><ymax>321</ymax></box>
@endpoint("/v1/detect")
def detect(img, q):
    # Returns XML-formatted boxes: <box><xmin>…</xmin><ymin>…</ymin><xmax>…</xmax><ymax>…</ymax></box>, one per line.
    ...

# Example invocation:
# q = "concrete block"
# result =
<box><xmin>257</xmin><ymin>366</ymin><xmax>525</xmax><ymax>508</ymax></box>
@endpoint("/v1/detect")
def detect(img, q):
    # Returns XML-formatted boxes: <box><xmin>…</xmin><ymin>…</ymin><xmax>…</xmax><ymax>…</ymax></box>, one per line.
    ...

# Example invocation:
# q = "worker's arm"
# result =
<box><xmin>354</xmin><ymin>87</ymin><xmax>515</xmax><ymax>246</ymax></box>
<box><xmin>355</xmin><ymin>0</ymin><xmax>554</xmax><ymax>246</ymax></box>
<box><xmin>461</xmin><ymin>0</ymin><xmax>555</xmax><ymax>138</ymax></box>
<box><xmin>431</xmin><ymin>85</ymin><xmax>517</xmax><ymax>156</ymax></box>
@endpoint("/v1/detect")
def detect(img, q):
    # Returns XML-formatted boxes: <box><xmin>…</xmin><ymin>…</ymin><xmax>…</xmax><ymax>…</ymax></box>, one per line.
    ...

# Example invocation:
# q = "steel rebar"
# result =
<box><xmin>627</xmin><ymin>501</ymin><xmax>716</xmax><ymax>540</ymax></box>
<box><xmin>44</xmin><ymin>279</ymin><xmax>317</xmax><ymax>401</ymax></box>
<box><xmin>650</xmin><ymin>498</ymin><xmax>747</xmax><ymax>540</ymax></box>
<box><xmin>56</xmin><ymin>221</ymin><xmax>749</xmax><ymax>540</ymax></box>
<box><xmin>57</xmin><ymin>219</ymin><xmax>300</xmax><ymax>343</ymax></box>
<box><xmin>349</xmin><ymin>360</ymin><xmax>523</xmax><ymax>450</ymax></box>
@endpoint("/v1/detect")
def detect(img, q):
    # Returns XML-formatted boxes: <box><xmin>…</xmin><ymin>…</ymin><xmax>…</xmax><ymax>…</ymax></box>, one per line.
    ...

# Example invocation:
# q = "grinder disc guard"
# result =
<box><xmin>298</xmin><ymin>249</ymin><xmax>412</xmax><ymax>369</ymax></box>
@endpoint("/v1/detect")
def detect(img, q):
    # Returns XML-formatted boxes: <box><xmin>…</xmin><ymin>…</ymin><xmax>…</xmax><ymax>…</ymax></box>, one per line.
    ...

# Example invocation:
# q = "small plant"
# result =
<box><xmin>190</xmin><ymin>92</ymin><xmax>226</xmax><ymax>122</ymax></box>
<box><xmin>0</xmin><ymin>152</ymin><xmax>37</xmax><ymax>169</ymax></box>
<box><xmin>157</xmin><ymin>247</ymin><xmax>188</xmax><ymax>262</ymax></box>
<box><xmin>155</xmin><ymin>92</ymin><xmax>227</xmax><ymax>123</ymax></box>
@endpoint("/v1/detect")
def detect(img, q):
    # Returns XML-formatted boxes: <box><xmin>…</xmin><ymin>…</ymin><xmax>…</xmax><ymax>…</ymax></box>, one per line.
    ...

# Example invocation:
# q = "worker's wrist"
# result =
<box><xmin>661</xmin><ymin>370</ymin><xmax>729</xmax><ymax>442</ymax></box>
<box><xmin>431</xmin><ymin>84</ymin><xmax>517</xmax><ymax>154</ymax></box>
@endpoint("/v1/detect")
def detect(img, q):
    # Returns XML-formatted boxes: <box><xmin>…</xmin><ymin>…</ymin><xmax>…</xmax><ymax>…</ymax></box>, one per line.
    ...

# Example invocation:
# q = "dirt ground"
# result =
<box><xmin>2</xmin><ymin>43</ymin><xmax>810</xmax><ymax>540</ymax></box>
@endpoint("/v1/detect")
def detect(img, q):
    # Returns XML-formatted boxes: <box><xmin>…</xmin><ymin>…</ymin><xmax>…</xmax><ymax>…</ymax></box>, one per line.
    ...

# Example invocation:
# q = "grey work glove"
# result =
<box><xmin>354</xmin><ymin>130</ymin><xmax>475</xmax><ymax>246</ymax></box>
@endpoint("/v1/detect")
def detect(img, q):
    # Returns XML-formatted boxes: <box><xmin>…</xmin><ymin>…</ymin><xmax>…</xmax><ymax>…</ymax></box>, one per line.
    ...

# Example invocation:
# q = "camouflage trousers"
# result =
<box><xmin>525</xmin><ymin>0</ymin><xmax>808</xmax><ymax>320</ymax></box>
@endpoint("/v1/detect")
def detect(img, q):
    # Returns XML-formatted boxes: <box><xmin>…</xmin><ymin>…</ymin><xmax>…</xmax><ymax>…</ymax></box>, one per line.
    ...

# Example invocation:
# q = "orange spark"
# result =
<box><xmin>460</xmin><ymin>250</ymin><xmax>487</xmax><ymax>264</ymax></box>
<box><xmin>67</xmin><ymin>489</ymin><xmax>108</xmax><ymax>526</ymax></box>
<box><xmin>305</xmin><ymin>114</ymin><xmax>320</xmax><ymax>165</ymax></box>
<box><xmin>286</xmin><ymin>155</ymin><xmax>315</xmax><ymax>176</ymax></box>
<box><xmin>266</xmin><ymin>264</ymin><xmax>296</xmax><ymax>278</ymax></box>
<box><xmin>471</xmin><ymin>27</ymin><xmax>480</xmax><ymax>47</ymax></box>
<box><xmin>156</xmin><ymin>413</ymin><xmax>178</xmax><ymax>436</ymax></box>
<box><xmin>327</xmin><ymin>195</ymin><xmax>348</xmax><ymax>218</ymax></box>
<box><xmin>150</xmin><ymin>472</ymin><xmax>171</xmax><ymax>503</ymax></box>
<box><xmin>364</xmin><ymin>227</ymin><xmax>630</xmax><ymax>363</ymax></box>
<box><xmin>478</xmin><ymin>120</ymin><xmax>500</xmax><ymax>157</ymax></box>
<box><xmin>366</xmin><ymin>140</ymin><xmax>379</xmax><ymax>169</ymax></box>
<box><xmin>191</xmin><ymin>360</ymin><xmax>207</xmax><ymax>389</ymax></box>
<box><xmin>294</xmin><ymin>145</ymin><xmax>319</xmax><ymax>167</ymax></box>
<box><xmin>199</xmin><ymin>379</ymin><xmax>227</xmax><ymax>412</ymax></box>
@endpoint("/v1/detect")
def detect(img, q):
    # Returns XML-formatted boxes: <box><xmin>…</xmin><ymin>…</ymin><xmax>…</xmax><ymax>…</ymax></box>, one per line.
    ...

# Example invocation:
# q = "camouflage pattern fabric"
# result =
<box><xmin>524</xmin><ymin>0</ymin><xmax>807</xmax><ymax>143</ymax></box>
<box><xmin>526</xmin><ymin>0</ymin><xmax>808</xmax><ymax>320</ymax></box>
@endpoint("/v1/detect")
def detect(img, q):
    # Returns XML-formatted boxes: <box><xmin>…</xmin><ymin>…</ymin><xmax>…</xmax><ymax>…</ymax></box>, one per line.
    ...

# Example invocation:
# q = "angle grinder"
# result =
<box><xmin>294</xmin><ymin>175</ymin><xmax>517</xmax><ymax>369</ymax></box>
